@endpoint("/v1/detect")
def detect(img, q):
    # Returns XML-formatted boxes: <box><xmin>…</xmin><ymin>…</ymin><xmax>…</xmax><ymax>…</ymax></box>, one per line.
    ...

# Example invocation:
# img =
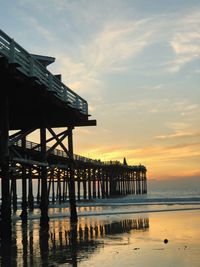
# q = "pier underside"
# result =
<box><xmin>0</xmin><ymin>57</ymin><xmax>96</xmax><ymax>130</ymax></box>
<box><xmin>0</xmin><ymin>55</ymin><xmax>97</xmax><ymax>232</ymax></box>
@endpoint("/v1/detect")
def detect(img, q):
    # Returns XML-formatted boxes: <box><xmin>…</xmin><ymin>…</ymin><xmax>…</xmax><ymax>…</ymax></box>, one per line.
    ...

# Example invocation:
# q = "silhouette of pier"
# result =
<box><xmin>0</xmin><ymin>29</ymin><xmax>147</xmax><ymax>234</ymax></box>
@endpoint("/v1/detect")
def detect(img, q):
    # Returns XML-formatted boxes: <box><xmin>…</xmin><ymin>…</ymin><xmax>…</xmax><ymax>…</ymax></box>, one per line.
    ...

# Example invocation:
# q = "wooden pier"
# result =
<box><xmin>0</xmin><ymin>29</ymin><xmax>147</xmax><ymax>234</ymax></box>
<box><xmin>10</xmin><ymin>139</ymin><xmax>147</xmax><ymax>201</ymax></box>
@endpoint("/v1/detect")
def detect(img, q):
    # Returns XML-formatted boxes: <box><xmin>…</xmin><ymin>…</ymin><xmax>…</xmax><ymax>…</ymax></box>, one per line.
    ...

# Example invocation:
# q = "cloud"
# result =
<box><xmin>56</xmin><ymin>18</ymin><xmax>156</xmax><ymax>90</ymax></box>
<box><xmin>90</xmin><ymin>19</ymin><xmax>155</xmax><ymax>72</ymax></box>
<box><xmin>168</xmin><ymin>11</ymin><xmax>200</xmax><ymax>72</ymax></box>
<box><xmin>145</xmin><ymin>84</ymin><xmax>165</xmax><ymax>91</ymax></box>
<box><xmin>15</xmin><ymin>2</ymin><xmax>200</xmax><ymax>94</ymax></box>
<box><xmin>74</xmin><ymin>138</ymin><xmax>200</xmax><ymax>179</ymax></box>
<box><xmin>28</xmin><ymin>17</ymin><xmax>57</xmax><ymax>42</ymax></box>
<box><xmin>171</xmin><ymin>32</ymin><xmax>200</xmax><ymax>55</ymax></box>
<box><xmin>167</xmin><ymin>55</ymin><xmax>198</xmax><ymax>73</ymax></box>
<box><xmin>95</xmin><ymin>97</ymin><xmax>200</xmax><ymax>119</ymax></box>
<box><xmin>52</xmin><ymin>9</ymin><xmax>200</xmax><ymax>96</ymax></box>
<box><xmin>10</xmin><ymin>1</ymin><xmax>200</xmax><ymax>79</ymax></box>
<box><xmin>155</xmin><ymin>131</ymin><xmax>200</xmax><ymax>140</ymax></box>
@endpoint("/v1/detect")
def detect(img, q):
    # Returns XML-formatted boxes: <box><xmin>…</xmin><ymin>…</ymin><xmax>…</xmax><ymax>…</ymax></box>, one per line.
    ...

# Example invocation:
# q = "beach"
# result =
<box><xmin>79</xmin><ymin>210</ymin><xmax>200</xmax><ymax>267</ymax></box>
<box><xmin>1</xmin><ymin>182</ymin><xmax>200</xmax><ymax>267</ymax></box>
<box><xmin>1</xmin><ymin>207</ymin><xmax>200</xmax><ymax>267</ymax></box>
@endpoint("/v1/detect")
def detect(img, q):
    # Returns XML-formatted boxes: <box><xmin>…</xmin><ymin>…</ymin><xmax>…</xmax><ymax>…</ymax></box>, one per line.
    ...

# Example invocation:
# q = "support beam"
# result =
<box><xmin>20</xmin><ymin>136</ymin><xmax>28</xmax><ymax>223</ymax></box>
<box><xmin>28</xmin><ymin>167</ymin><xmax>34</xmax><ymax>211</ymax></box>
<box><xmin>0</xmin><ymin>96</ymin><xmax>11</xmax><ymax>235</ymax></box>
<box><xmin>47</xmin><ymin>128</ymin><xmax>72</xmax><ymax>160</ymax></box>
<box><xmin>46</xmin><ymin>128</ymin><xmax>69</xmax><ymax>156</ymax></box>
<box><xmin>11</xmin><ymin>165</ymin><xmax>17</xmax><ymax>212</ymax></box>
<box><xmin>40</xmin><ymin>127</ymin><xmax>49</xmax><ymax>228</ymax></box>
<box><xmin>68</xmin><ymin>127</ymin><xmax>78</xmax><ymax>223</ymax></box>
<box><xmin>9</xmin><ymin>127</ymin><xmax>37</xmax><ymax>146</ymax></box>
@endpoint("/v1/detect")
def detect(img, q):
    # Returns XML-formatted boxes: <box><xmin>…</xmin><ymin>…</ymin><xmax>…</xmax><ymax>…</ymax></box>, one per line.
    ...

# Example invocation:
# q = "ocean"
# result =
<box><xmin>7</xmin><ymin>178</ymin><xmax>200</xmax><ymax>221</ymax></box>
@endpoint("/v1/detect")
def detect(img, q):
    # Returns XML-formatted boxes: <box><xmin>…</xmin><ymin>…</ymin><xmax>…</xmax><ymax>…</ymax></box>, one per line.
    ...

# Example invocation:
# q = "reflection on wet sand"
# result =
<box><xmin>0</xmin><ymin>217</ymin><xmax>149</xmax><ymax>266</ymax></box>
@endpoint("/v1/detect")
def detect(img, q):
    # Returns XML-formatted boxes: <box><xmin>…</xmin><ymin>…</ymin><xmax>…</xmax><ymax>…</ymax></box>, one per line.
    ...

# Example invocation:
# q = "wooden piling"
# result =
<box><xmin>11</xmin><ymin>163</ymin><xmax>17</xmax><ymax>212</ymax></box>
<box><xmin>0</xmin><ymin>96</ymin><xmax>11</xmax><ymax>234</ymax></box>
<box><xmin>28</xmin><ymin>167</ymin><xmax>34</xmax><ymax>211</ymax></box>
<box><xmin>68</xmin><ymin>127</ymin><xmax>78</xmax><ymax>224</ymax></box>
<box><xmin>20</xmin><ymin>137</ymin><xmax>28</xmax><ymax>223</ymax></box>
<box><xmin>40</xmin><ymin>126</ymin><xmax>49</xmax><ymax>228</ymax></box>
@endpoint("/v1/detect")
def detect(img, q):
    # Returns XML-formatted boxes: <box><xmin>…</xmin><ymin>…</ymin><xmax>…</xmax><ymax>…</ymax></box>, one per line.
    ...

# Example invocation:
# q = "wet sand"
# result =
<box><xmin>0</xmin><ymin>209</ymin><xmax>200</xmax><ymax>266</ymax></box>
<box><xmin>79</xmin><ymin>210</ymin><xmax>200</xmax><ymax>267</ymax></box>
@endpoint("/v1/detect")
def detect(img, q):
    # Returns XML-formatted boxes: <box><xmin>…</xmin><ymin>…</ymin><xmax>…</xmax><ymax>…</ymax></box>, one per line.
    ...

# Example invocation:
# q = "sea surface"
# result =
<box><xmin>10</xmin><ymin>178</ymin><xmax>200</xmax><ymax>220</ymax></box>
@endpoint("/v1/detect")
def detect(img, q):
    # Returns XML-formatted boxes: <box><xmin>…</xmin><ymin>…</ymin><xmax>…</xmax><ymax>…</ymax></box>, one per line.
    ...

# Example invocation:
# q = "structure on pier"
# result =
<box><xmin>0</xmin><ymin>29</ymin><xmax>147</xmax><ymax>233</ymax></box>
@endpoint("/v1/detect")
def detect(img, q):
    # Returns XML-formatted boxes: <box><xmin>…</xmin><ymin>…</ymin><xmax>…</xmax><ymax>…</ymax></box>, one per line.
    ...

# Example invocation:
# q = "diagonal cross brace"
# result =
<box><xmin>47</xmin><ymin>128</ymin><xmax>74</xmax><ymax>163</ymax></box>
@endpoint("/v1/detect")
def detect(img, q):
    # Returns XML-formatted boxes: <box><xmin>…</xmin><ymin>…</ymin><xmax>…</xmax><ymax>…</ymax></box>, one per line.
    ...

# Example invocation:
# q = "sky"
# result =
<box><xmin>0</xmin><ymin>0</ymin><xmax>200</xmax><ymax>180</ymax></box>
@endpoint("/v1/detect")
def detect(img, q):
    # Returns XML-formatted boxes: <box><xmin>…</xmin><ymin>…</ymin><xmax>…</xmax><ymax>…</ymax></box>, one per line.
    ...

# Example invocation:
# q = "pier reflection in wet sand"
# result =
<box><xmin>0</xmin><ymin>216</ymin><xmax>149</xmax><ymax>266</ymax></box>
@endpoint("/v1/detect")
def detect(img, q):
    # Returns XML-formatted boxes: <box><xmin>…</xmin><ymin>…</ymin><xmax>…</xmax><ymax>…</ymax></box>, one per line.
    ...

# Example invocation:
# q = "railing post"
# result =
<box><xmin>48</xmin><ymin>74</ymin><xmax>53</xmax><ymax>91</ymax></box>
<box><xmin>85</xmin><ymin>102</ymin><xmax>88</xmax><ymax>115</ymax></box>
<box><xmin>75</xmin><ymin>96</ymin><xmax>79</xmax><ymax>109</ymax></box>
<box><xmin>29</xmin><ymin>55</ymin><xmax>34</xmax><ymax>76</ymax></box>
<box><xmin>9</xmin><ymin>38</ymin><xmax>15</xmax><ymax>63</ymax></box>
<box><xmin>64</xmin><ymin>87</ymin><xmax>68</xmax><ymax>102</ymax></box>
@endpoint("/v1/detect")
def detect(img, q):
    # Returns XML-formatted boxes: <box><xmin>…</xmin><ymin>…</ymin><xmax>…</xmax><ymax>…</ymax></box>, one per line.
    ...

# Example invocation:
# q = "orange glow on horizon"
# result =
<box><xmin>26</xmin><ymin>130</ymin><xmax>200</xmax><ymax>181</ymax></box>
<box><xmin>79</xmin><ymin>145</ymin><xmax>200</xmax><ymax>180</ymax></box>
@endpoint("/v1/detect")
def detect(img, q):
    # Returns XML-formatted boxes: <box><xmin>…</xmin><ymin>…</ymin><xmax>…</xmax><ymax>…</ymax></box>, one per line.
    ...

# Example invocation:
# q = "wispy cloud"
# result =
<box><xmin>15</xmin><ymin>1</ymin><xmax>200</xmax><ymax>96</ymax></box>
<box><xmin>52</xmin><ymin>17</ymin><xmax>157</xmax><ymax>95</ymax></box>
<box><xmin>58</xmin><ymin>8</ymin><xmax>200</xmax><ymax>93</ymax></box>
<box><xmin>94</xmin><ymin>97</ymin><xmax>200</xmax><ymax>119</ymax></box>
<box><xmin>89</xmin><ymin>19</ymin><xmax>155</xmax><ymax>72</ymax></box>
<box><xmin>27</xmin><ymin>17</ymin><xmax>57</xmax><ymax>42</ymax></box>
<box><xmin>144</xmin><ymin>83</ymin><xmax>165</xmax><ymax>91</ymax></box>
<box><xmin>168</xmin><ymin>11</ymin><xmax>200</xmax><ymax>72</ymax></box>
<box><xmin>155</xmin><ymin>131</ymin><xmax>200</xmax><ymax>140</ymax></box>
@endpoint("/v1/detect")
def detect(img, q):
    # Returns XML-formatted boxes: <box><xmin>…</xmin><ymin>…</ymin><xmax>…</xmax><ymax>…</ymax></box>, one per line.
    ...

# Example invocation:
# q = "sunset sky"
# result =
<box><xmin>1</xmin><ymin>0</ymin><xmax>200</xmax><ymax>180</ymax></box>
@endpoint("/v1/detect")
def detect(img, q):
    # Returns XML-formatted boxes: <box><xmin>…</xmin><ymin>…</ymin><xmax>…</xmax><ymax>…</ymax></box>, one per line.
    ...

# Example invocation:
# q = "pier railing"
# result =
<box><xmin>0</xmin><ymin>29</ymin><xmax>88</xmax><ymax>115</ymax></box>
<box><xmin>13</xmin><ymin>139</ymin><xmax>146</xmax><ymax>170</ymax></box>
<box><xmin>13</xmin><ymin>139</ymin><xmax>103</xmax><ymax>165</ymax></box>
